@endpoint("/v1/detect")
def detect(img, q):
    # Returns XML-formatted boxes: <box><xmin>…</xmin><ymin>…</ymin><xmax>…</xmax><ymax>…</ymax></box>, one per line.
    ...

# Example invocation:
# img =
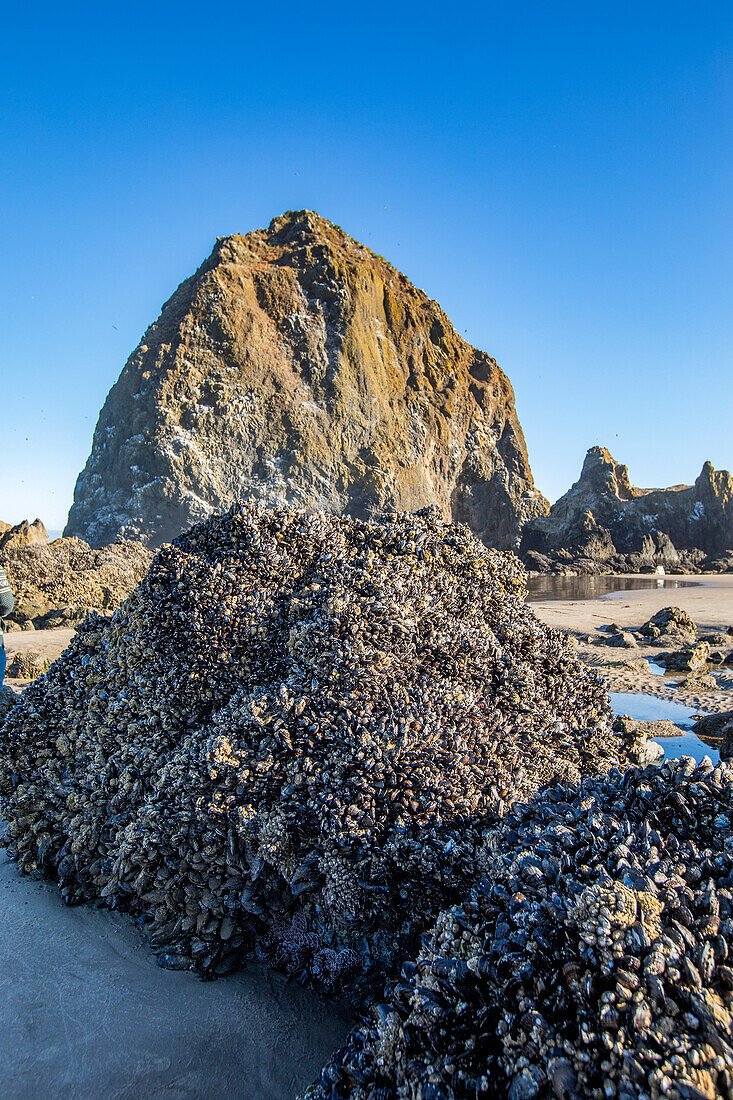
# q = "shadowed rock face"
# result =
<box><xmin>522</xmin><ymin>446</ymin><xmax>733</xmax><ymax>570</ymax></box>
<box><xmin>65</xmin><ymin>210</ymin><xmax>547</xmax><ymax>548</ymax></box>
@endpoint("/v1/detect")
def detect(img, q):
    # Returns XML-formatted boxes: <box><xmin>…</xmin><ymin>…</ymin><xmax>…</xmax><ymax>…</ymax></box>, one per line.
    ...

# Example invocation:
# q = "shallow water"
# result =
<box><xmin>609</xmin><ymin>691</ymin><xmax>698</xmax><ymax>727</ymax></box>
<box><xmin>609</xmin><ymin>691</ymin><xmax>719</xmax><ymax>764</ymax></box>
<box><xmin>648</xmin><ymin>734</ymin><xmax>720</xmax><ymax>765</ymax></box>
<box><xmin>526</xmin><ymin>575</ymin><xmax>698</xmax><ymax>603</ymax></box>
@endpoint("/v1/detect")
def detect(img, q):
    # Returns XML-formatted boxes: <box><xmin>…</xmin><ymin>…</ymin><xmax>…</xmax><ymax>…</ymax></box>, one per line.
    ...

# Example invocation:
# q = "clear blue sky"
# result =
<box><xmin>2</xmin><ymin>2</ymin><xmax>731</xmax><ymax>529</ymax></box>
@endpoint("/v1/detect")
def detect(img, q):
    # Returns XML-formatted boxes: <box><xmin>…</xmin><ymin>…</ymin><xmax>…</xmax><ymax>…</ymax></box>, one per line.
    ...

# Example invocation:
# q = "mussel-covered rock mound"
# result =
<box><xmin>1</xmin><ymin>504</ymin><xmax>627</xmax><ymax>999</ymax></box>
<box><xmin>308</xmin><ymin>757</ymin><xmax>733</xmax><ymax>1100</ymax></box>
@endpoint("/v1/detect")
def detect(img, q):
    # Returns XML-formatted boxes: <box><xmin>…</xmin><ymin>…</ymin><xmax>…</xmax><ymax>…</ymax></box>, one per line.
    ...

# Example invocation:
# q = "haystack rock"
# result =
<box><xmin>65</xmin><ymin>210</ymin><xmax>548</xmax><ymax>548</ymax></box>
<box><xmin>522</xmin><ymin>446</ymin><xmax>733</xmax><ymax>572</ymax></box>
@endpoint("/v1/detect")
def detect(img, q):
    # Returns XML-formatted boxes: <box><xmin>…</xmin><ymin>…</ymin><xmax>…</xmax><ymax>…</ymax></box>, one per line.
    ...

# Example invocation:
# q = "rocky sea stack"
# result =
<box><xmin>522</xmin><ymin>447</ymin><xmax>733</xmax><ymax>574</ymax></box>
<box><xmin>0</xmin><ymin>518</ymin><xmax>49</xmax><ymax>553</ymax></box>
<box><xmin>1</xmin><ymin>504</ymin><xmax>631</xmax><ymax>1002</ymax></box>
<box><xmin>64</xmin><ymin>210</ymin><xmax>547</xmax><ymax>549</ymax></box>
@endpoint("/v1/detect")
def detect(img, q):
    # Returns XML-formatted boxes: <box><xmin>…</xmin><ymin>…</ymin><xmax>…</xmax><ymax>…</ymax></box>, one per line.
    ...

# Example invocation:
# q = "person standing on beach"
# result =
<box><xmin>0</xmin><ymin>567</ymin><xmax>14</xmax><ymax>684</ymax></box>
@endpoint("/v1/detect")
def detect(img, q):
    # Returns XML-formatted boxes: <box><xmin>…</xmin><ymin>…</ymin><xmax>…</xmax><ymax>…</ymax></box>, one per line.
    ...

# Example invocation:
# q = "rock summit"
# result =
<box><xmin>65</xmin><ymin>210</ymin><xmax>547</xmax><ymax>548</ymax></box>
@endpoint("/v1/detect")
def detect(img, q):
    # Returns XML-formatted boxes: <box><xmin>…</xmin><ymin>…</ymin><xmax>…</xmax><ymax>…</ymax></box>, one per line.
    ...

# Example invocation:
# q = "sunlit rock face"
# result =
<box><xmin>65</xmin><ymin>210</ymin><xmax>547</xmax><ymax>549</ymax></box>
<box><xmin>522</xmin><ymin>446</ymin><xmax>733</xmax><ymax>571</ymax></box>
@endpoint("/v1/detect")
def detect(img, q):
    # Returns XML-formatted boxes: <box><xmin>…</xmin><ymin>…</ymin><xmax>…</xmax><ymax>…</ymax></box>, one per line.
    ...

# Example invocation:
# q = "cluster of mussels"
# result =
<box><xmin>0</xmin><ymin>503</ymin><xmax>627</xmax><ymax>1002</ymax></box>
<box><xmin>2</xmin><ymin>534</ymin><xmax>153</xmax><ymax>627</ymax></box>
<box><xmin>307</xmin><ymin>756</ymin><xmax>733</xmax><ymax>1100</ymax></box>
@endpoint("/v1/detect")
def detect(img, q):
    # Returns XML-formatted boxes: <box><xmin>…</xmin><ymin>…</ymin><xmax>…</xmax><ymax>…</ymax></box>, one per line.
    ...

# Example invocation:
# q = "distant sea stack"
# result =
<box><xmin>65</xmin><ymin>210</ymin><xmax>548</xmax><ymax>549</ymax></box>
<box><xmin>522</xmin><ymin>446</ymin><xmax>733</xmax><ymax>574</ymax></box>
<box><xmin>0</xmin><ymin>519</ymin><xmax>48</xmax><ymax>553</ymax></box>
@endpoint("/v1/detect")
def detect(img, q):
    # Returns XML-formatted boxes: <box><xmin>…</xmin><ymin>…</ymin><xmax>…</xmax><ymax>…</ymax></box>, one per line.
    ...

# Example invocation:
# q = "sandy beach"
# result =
<box><xmin>0</xmin><ymin>849</ymin><xmax>351</xmax><ymax>1099</ymax></box>
<box><xmin>532</xmin><ymin>573</ymin><xmax>733</xmax><ymax>715</ymax></box>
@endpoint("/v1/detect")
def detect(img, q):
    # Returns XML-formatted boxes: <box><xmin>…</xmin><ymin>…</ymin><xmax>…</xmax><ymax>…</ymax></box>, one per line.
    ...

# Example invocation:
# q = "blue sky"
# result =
<box><xmin>2</xmin><ymin>1</ymin><xmax>731</xmax><ymax>529</ymax></box>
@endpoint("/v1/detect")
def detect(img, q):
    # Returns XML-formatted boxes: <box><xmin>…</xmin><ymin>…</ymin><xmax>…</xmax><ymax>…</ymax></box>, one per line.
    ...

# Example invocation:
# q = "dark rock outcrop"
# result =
<box><xmin>521</xmin><ymin>446</ymin><xmax>733</xmax><ymax>573</ymax></box>
<box><xmin>64</xmin><ymin>210</ymin><xmax>548</xmax><ymax>549</ymax></box>
<box><xmin>694</xmin><ymin>711</ymin><xmax>733</xmax><ymax>759</ymax></box>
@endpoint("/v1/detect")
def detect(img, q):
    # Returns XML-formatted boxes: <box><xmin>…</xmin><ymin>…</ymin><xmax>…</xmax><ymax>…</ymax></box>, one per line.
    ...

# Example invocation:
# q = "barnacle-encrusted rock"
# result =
<box><xmin>662</xmin><ymin>641</ymin><xmax>711</xmax><ymax>673</ymax></box>
<box><xmin>0</xmin><ymin>504</ymin><xmax>627</xmax><ymax>1000</ymax></box>
<box><xmin>5</xmin><ymin>651</ymin><xmax>51</xmax><ymax>681</ymax></box>
<box><xmin>2</xmin><ymin>535</ymin><xmax>153</xmax><ymax>627</ymax></box>
<box><xmin>308</xmin><ymin>756</ymin><xmax>733</xmax><ymax>1099</ymax></box>
<box><xmin>640</xmin><ymin>606</ymin><xmax>697</xmax><ymax>638</ymax></box>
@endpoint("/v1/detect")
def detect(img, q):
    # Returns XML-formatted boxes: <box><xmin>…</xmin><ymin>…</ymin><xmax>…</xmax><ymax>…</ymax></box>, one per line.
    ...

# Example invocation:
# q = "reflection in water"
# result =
<box><xmin>648</xmin><ymin>734</ymin><xmax>720</xmax><ymax>766</ymax></box>
<box><xmin>609</xmin><ymin>691</ymin><xmax>698</xmax><ymax>727</ymax></box>
<box><xmin>608</xmin><ymin>691</ymin><xmax>719</xmax><ymax>764</ymax></box>
<box><xmin>526</xmin><ymin>575</ymin><xmax>698</xmax><ymax>603</ymax></box>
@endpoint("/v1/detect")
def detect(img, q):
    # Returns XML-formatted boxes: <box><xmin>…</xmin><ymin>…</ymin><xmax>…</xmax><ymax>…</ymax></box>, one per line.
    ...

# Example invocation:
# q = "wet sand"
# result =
<box><xmin>533</xmin><ymin>573</ymin><xmax>733</xmax><ymax>715</ymax></box>
<box><xmin>0</xmin><ymin>850</ymin><xmax>351</xmax><ymax>1099</ymax></box>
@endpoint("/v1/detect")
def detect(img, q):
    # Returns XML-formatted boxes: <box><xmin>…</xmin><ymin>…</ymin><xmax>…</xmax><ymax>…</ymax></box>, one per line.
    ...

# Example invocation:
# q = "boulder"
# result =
<box><xmin>693</xmin><ymin>711</ymin><xmax>733</xmax><ymax>759</ymax></box>
<box><xmin>612</xmin><ymin>714</ymin><xmax>674</xmax><ymax>762</ymax></box>
<box><xmin>605</xmin><ymin>657</ymin><xmax>652</xmax><ymax>674</ymax></box>
<box><xmin>679</xmin><ymin>672</ymin><xmax>717</xmax><ymax>691</ymax></box>
<box><xmin>693</xmin><ymin>710</ymin><xmax>733</xmax><ymax>738</ymax></box>
<box><xmin>649</xmin><ymin>629</ymin><xmax>696</xmax><ymax>649</ymax></box>
<box><xmin>699</xmin><ymin>632</ymin><xmax>731</xmax><ymax>645</ymax></box>
<box><xmin>661</xmin><ymin>641</ymin><xmax>710</xmax><ymax>672</ymax></box>
<box><xmin>605</xmin><ymin>631</ymin><xmax>638</xmax><ymax>649</ymax></box>
<box><xmin>639</xmin><ymin>606</ymin><xmax>696</xmax><ymax>639</ymax></box>
<box><xmin>6</xmin><ymin>651</ymin><xmax>51</xmax><ymax>681</ymax></box>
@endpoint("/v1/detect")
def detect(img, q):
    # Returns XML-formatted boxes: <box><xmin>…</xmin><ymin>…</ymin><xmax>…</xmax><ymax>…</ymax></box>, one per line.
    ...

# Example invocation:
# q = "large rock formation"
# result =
<box><xmin>0</xmin><ymin>519</ymin><xmax>48</xmax><ymax>553</ymax></box>
<box><xmin>2</xmin><ymin>536</ymin><xmax>153</xmax><ymax>628</ymax></box>
<box><xmin>522</xmin><ymin>446</ymin><xmax>733</xmax><ymax>573</ymax></box>
<box><xmin>65</xmin><ymin>210</ymin><xmax>547</xmax><ymax>548</ymax></box>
